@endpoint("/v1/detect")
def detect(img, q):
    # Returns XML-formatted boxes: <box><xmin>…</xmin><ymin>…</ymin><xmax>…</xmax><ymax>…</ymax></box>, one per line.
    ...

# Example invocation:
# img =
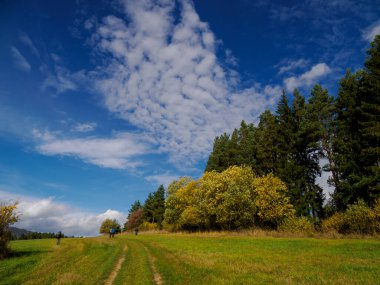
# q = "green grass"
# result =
<box><xmin>1</xmin><ymin>233</ymin><xmax>379</xmax><ymax>284</ymax></box>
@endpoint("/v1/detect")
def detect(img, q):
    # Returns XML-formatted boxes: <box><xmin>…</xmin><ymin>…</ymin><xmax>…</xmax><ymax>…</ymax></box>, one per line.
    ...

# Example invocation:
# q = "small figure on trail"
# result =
<box><xmin>56</xmin><ymin>231</ymin><xmax>62</xmax><ymax>245</ymax></box>
<box><xmin>109</xmin><ymin>228</ymin><xmax>116</xmax><ymax>238</ymax></box>
<box><xmin>134</xmin><ymin>227</ymin><xmax>139</xmax><ymax>235</ymax></box>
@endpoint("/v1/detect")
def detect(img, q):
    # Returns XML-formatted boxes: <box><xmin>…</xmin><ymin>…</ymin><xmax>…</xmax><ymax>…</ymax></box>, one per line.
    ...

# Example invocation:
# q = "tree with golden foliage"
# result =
<box><xmin>0</xmin><ymin>202</ymin><xmax>19</xmax><ymax>259</ymax></box>
<box><xmin>164</xmin><ymin>166</ymin><xmax>294</xmax><ymax>231</ymax></box>
<box><xmin>253</xmin><ymin>173</ymin><xmax>295</xmax><ymax>227</ymax></box>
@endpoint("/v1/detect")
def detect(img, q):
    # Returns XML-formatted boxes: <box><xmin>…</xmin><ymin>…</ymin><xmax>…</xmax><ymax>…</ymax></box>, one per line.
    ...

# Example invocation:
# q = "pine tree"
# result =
<box><xmin>128</xmin><ymin>200</ymin><xmax>142</xmax><ymax>214</ymax></box>
<box><xmin>358</xmin><ymin>35</ymin><xmax>380</xmax><ymax>204</ymax></box>
<box><xmin>205</xmin><ymin>133</ymin><xmax>230</xmax><ymax>172</ymax></box>
<box><xmin>255</xmin><ymin>110</ymin><xmax>279</xmax><ymax>175</ymax></box>
<box><xmin>333</xmin><ymin>70</ymin><xmax>363</xmax><ymax>210</ymax></box>
<box><xmin>308</xmin><ymin>85</ymin><xmax>337</xmax><ymax>189</ymax></box>
<box><xmin>142</xmin><ymin>185</ymin><xmax>166</xmax><ymax>228</ymax></box>
<box><xmin>292</xmin><ymin>90</ymin><xmax>323</xmax><ymax>217</ymax></box>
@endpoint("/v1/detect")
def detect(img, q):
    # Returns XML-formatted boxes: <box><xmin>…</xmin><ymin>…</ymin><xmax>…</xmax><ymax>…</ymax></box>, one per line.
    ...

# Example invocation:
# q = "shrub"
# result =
<box><xmin>322</xmin><ymin>200</ymin><xmax>379</xmax><ymax>234</ymax></box>
<box><xmin>279</xmin><ymin>216</ymin><xmax>315</xmax><ymax>234</ymax></box>
<box><xmin>321</xmin><ymin>212</ymin><xmax>346</xmax><ymax>233</ymax></box>
<box><xmin>99</xmin><ymin>218</ymin><xmax>121</xmax><ymax>234</ymax></box>
<box><xmin>344</xmin><ymin>200</ymin><xmax>377</xmax><ymax>234</ymax></box>
<box><xmin>0</xmin><ymin>202</ymin><xmax>19</xmax><ymax>259</ymax></box>
<box><xmin>139</xmin><ymin>221</ymin><xmax>159</xmax><ymax>231</ymax></box>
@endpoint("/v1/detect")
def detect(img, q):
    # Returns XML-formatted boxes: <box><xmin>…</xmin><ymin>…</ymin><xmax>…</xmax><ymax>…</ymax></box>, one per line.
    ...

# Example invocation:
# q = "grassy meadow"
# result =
<box><xmin>1</xmin><ymin>233</ymin><xmax>380</xmax><ymax>285</ymax></box>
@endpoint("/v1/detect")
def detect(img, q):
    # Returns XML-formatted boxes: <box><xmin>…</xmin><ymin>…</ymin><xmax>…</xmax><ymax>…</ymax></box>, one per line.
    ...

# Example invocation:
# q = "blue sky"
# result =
<box><xmin>1</xmin><ymin>0</ymin><xmax>379</xmax><ymax>236</ymax></box>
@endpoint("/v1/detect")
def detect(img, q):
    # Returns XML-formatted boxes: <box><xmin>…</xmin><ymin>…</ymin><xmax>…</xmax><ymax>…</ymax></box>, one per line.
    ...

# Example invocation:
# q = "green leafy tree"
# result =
<box><xmin>167</xmin><ymin>177</ymin><xmax>192</xmax><ymax>197</ymax></box>
<box><xmin>0</xmin><ymin>202</ymin><xmax>19</xmax><ymax>259</ymax></box>
<box><xmin>99</xmin><ymin>218</ymin><xmax>121</xmax><ymax>234</ymax></box>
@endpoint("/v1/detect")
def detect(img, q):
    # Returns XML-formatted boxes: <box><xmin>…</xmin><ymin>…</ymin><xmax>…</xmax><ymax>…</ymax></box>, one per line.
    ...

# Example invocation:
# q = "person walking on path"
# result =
<box><xmin>109</xmin><ymin>228</ymin><xmax>116</xmax><ymax>238</ymax></box>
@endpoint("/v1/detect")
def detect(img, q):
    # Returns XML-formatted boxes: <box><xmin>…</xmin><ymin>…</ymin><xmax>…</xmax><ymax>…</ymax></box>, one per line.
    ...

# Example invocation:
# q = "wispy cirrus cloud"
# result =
<box><xmin>0</xmin><ymin>190</ymin><xmax>125</xmax><ymax>236</ymax></box>
<box><xmin>19</xmin><ymin>32</ymin><xmax>39</xmax><ymax>56</ymax></box>
<box><xmin>10</xmin><ymin>47</ymin><xmax>31</xmax><ymax>72</ymax></box>
<box><xmin>145</xmin><ymin>172</ymin><xmax>179</xmax><ymax>188</ymax></box>
<box><xmin>362</xmin><ymin>20</ymin><xmax>380</xmax><ymax>42</ymax></box>
<box><xmin>72</xmin><ymin>122</ymin><xmax>97</xmax><ymax>133</ymax></box>
<box><xmin>85</xmin><ymin>0</ymin><xmax>281</xmax><ymax>166</ymax></box>
<box><xmin>33</xmin><ymin>129</ymin><xmax>152</xmax><ymax>169</ymax></box>
<box><xmin>276</xmin><ymin>58</ymin><xmax>309</xmax><ymax>75</ymax></box>
<box><xmin>284</xmin><ymin>63</ymin><xmax>331</xmax><ymax>91</ymax></box>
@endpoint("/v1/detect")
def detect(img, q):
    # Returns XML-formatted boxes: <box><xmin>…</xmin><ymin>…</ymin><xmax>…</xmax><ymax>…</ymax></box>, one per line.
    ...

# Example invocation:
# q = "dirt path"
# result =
<box><xmin>104</xmin><ymin>245</ymin><xmax>128</xmax><ymax>285</ymax></box>
<box><xmin>143</xmin><ymin>245</ymin><xmax>163</xmax><ymax>285</ymax></box>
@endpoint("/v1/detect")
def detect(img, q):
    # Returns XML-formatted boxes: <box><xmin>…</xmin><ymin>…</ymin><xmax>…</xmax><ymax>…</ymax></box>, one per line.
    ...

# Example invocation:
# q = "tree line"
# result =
<box><xmin>122</xmin><ymin>36</ymin><xmax>379</xmax><ymax>234</ymax></box>
<box><xmin>207</xmin><ymin>36</ymin><xmax>380</xmax><ymax>217</ymax></box>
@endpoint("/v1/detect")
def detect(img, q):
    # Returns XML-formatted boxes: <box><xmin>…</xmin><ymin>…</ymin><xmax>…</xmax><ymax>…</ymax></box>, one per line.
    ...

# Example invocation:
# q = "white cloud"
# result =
<box><xmin>87</xmin><ymin>0</ymin><xmax>281</xmax><ymax>166</ymax></box>
<box><xmin>72</xmin><ymin>122</ymin><xmax>97</xmax><ymax>133</ymax></box>
<box><xmin>10</xmin><ymin>47</ymin><xmax>31</xmax><ymax>72</ymax></box>
<box><xmin>33</xmin><ymin>129</ymin><xmax>152</xmax><ymax>169</ymax></box>
<box><xmin>362</xmin><ymin>20</ymin><xmax>380</xmax><ymax>42</ymax></box>
<box><xmin>41</xmin><ymin>65</ymin><xmax>78</xmax><ymax>94</ymax></box>
<box><xmin>145</xmin><ymin>173</ymin><xmax>179</xmax><ymax>188</ymax></box>
<box><xmin>277</xmin><ymin>58</ymin><xmax>308</xmax><ymax>74</ymax></box>
<box><xmin>19</xmin><ymin>32</ymin><xmax>39</xmax><ymax>56</ymax></box>
<box><xmin>284</xmin><ymin>63</ymin><xmax>331</xmax><ymax>91</ymax></box>
<box><xmin>0</xmin><ymin>190</ymin><xmax>125</xmax><ymax>236</ymax></box>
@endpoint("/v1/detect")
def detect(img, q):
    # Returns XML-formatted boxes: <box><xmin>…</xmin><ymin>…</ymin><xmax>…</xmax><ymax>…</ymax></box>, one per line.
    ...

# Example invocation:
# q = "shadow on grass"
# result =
<box><xmin>8</xmin><ymin>248</ymin><xmax>52</xmax><ymax>259</ymax></box>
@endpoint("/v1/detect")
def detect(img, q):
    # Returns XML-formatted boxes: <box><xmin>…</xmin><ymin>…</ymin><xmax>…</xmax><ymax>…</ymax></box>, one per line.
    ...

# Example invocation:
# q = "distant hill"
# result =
<box><xmin>9</xmin><ymin>226</ymin><xmax>33</xmax><ymax>238</ymax></box>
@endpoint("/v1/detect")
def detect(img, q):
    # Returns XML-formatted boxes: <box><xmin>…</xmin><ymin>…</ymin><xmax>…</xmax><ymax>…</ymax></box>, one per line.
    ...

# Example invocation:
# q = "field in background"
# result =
<box><xmin>1</xmin><ymin>233</ymin><xmax>380</xmax><ymax>284</ymax></box>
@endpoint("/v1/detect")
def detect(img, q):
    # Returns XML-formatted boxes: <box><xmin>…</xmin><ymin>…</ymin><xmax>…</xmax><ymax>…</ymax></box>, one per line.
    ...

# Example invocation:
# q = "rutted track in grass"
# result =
<box><xmin>104</xmin><ymin>245</ymin><xmax>128</xmax><ymax>285</ymax></box>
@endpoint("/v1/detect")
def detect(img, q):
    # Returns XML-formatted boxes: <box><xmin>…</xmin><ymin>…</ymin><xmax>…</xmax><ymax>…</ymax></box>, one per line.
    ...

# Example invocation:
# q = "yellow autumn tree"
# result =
<box><xmin>200</xmin><ymin>166</ymin><xmax>256</xmax><ymax>229</ymax></box>
<box><xmin>163</xmin><ymin>166</ymin><xmax>293</xmax><ymax>231</ymax></box>
<box><xmin>0</xmin><ymin>202</ymin><xmax>19</xmax><ymax>259</ymax></box>
<box><xmin>252</xmin><ymin>174</ymin><xmax>294</xmax><ymax>227</ymax></box>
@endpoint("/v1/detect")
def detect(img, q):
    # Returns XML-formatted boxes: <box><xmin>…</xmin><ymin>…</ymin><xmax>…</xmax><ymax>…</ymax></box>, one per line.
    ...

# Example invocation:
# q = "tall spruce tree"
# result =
<box><xmin>308</xmin><ymin>85</ymin><xmax>337</xmax><ymax>189</ymax></box>
<box><xmin>358</xmin><ymin>35</ymin><xmax>380</xmax><ymax>204</ymax></box>
<box><xmin>255</xmin><ymin>110</ymin><xmax>279</xmax><ymax>175</ymax></box>
<box><xmin>291</xmin><ymin>90</ymin><xmax>324</xmax><ymax>217</ymax></box>
<box><xmin>142</xmin><ymin>185</ymin><xmax>166</xmax><ymax>227</ymax></box>
<box><xmin>333</xmin><ymin>69</ymin><xmax>364</xmax><ymax>210</ymax></box>
<box><xmin>205</xmin><ymin>133</ymin><xmax>230</xmax><ymax>172</ymax></box>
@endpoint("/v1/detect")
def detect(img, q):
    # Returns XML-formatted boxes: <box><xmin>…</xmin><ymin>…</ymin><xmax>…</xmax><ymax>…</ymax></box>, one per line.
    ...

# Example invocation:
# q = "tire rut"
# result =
<box><xmin>142</xmin><ymin>244</ymin><xmax>163</xmax><ymax>285</ymax></box>
<box><xmin>104</xmin><ymin>245</ymin><xmax>128</xmax><ymax>285</ymax></box>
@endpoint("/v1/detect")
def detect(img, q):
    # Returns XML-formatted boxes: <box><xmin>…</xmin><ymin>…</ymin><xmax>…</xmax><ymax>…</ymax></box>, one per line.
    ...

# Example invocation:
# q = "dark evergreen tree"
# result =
<box><xmin>255</xmin><ymin>110</ymin><xmax>279</xmax><ymax>175</ymax></box>
<box><xmin>205</xmin><ymin>133</ymin><xmax>230</xmax><ymax>172</ymax></box>
<box><xmin>308</xmin><ymin>85</ymin><xmax>337</xmax><ymax>189</ymax></box>
<box><xmin>358</xmin><ymin>35</ymin><xmax>380</xmax><ymax>204</ymax></box>
<box><xmin>333</xmin><ymin>37</ymin><xmax>380</xmax><ymax>209</ymax></box>
<box><xmin>142</xmin><ymin>185</ymin><xmax>166</xmax><ymax>228</ymax></box>
<box><xmin>128</xmin><ymin>200</ymin><xmax>142</xmax><ymax>214</ymax></box>
<box><xmin>333</xmin><ymin>70</ymin><xmax>364</xmax><ymax>210</ymax></box>
<box><xmin>291</xmin><ymin>90</ymin><xmax>324</xmax><ymax>217</ymax></box>
<box><xmin>237</xmin><ymin>120</ymin><xmax>256</xmax><ymax>168</ymax></box>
